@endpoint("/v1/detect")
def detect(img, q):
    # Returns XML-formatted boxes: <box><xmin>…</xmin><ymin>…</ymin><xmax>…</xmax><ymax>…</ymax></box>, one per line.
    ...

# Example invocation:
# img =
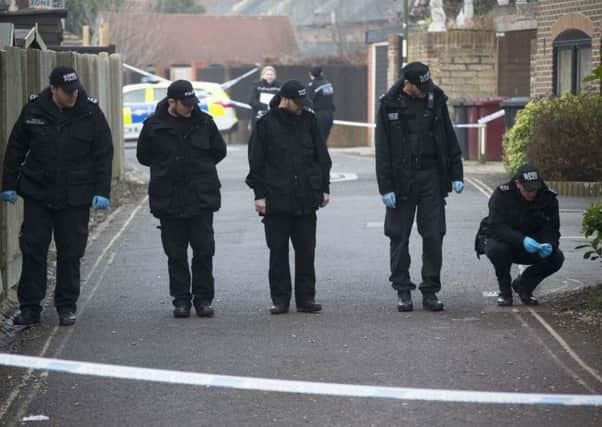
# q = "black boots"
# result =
<box><xmin>397</xmin><ymin>291</ymin><xmax>413</xmax><ymax>312</ymax></box>
<box><xmin>57</xmin><ymin>309</ymin><xmax>77</xmax><ymax>326</ymax></box>
<box><xmin>422</xmin><ymin>293</ymin><xmax>445</xmax><ymax>311</ymax></box>
<box><xmin>297</xmin><ymin>301</ymin><xmax>322</xmax><ymax>313</ymax></box>
<box><xmin>512</xmin><ymin>278</ymin><xmax>539</xmax><ymax>306</ymax></box>
<box><xmin>270</xmin><ymin>304</ymin><xmax>289</xmax><ymax>315</ymax></box>
<box><xmin>496</xmin><ymin>293</ymin><xmax>513</xmax><ymax>306</ymax></box>
<box><xmin>193</xmin><ymin>300</ymin><xmax>215</xmax><ymax>318</ymax></box>
<box><xmin>173</xmin><ymin>303</ymin><xmax>191</xmax><ymax>318</ymax></box>
<box><xmin>13</xmin><ymin>309</ymin><xmax>41</xmax><ymax>326</ymax></box>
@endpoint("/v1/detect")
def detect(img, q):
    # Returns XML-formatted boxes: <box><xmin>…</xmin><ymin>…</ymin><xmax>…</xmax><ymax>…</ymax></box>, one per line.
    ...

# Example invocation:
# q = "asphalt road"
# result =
<box><xmin>1</xmin><ymin>145</ymin><xmax>601</xmax><ymax>426</ymax></box>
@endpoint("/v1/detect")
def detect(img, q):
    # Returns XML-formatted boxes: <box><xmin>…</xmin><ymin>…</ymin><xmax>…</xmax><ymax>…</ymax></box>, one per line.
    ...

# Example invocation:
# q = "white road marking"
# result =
<box><xmin>0</xmin><ymin>353</ymin><xmax>601</xmax><ymax>407</ymax></box>
<box><xmin>0</xmin><ymin>197</ymin><xmax>149</xmax><ymax>421</ymax></box>
<box><xmin>331</xmin><ymin>172</ymin><xmax>358</xmax><ymax>183</ymax></box>
<box><xmin>366</xmin><ymin>222</ymin><xmax>384</xmax><ymax>228</ymax></box>
<box><xmin>527</xmin><ymin>307</ymin><xmax>602</xmax><ymax>385</ymax></box>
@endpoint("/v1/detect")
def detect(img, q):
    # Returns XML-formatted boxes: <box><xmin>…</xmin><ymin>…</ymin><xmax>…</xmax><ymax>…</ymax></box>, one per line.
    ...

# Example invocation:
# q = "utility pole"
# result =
<box><xmin>403</xmin><ymin>0</ymin><xmax>409</xmax><ymax>65</ymax></box>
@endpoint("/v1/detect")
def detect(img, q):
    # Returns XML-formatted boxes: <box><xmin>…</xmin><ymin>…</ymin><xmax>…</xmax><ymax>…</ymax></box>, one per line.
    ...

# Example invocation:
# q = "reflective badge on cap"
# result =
<box><xmin>63</xmin><ymin>72</ymin><xmax>78</xmax><ymax>83</ymax></box>
<box><xmin>523</xmin><ymin>171</ymin><xmax>539</xmax><ymax>181</ymax></box>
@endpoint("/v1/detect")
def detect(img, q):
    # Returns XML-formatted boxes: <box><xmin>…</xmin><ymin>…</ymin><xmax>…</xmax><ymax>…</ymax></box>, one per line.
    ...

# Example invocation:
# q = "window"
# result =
<box><xmin>123</xmin><ymin>89</ymin><xmax>146</xmax><ymax>104</ymax></box>
<box><xmin>553</xmin><ymin>30</ymin><xmax>592</xmax><ymax>95</ymax></box>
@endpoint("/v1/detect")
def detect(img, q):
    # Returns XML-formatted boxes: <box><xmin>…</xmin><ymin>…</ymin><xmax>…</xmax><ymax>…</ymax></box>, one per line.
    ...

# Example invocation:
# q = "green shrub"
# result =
<box><xmin>503</xmin><ymin>94</ymin><xmax>602</xmax><ymax>181</ymax></box>
<box><xmin>576</xmin><ymin>202</ymin><xmax>602</xmax><ymax>266</ymax></box>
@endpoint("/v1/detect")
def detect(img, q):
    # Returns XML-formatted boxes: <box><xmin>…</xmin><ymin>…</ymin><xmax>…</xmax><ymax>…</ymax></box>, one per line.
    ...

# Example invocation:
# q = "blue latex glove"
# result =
<box><xmin>538</xmin><ymin>243</ymin><xmax>553</xmax><ymax>258</ymax></box>
<box><xmin>453</xmin><ymin>181</ymin><xmax>464</xmax><ymax>193</ymax></box>
<box><xmin>523</xmin><ymin>236</ymin><xmax>541</xmax><ymax>254</ymax></box>
<box><xmin>92</xmin><ymin>195</ymin><xmax>110</xmax><ymax>210</ymax></box>
<box><xmin>382</xmin><ymin>192</ymin><xmax>396</xmax><ymax>209</ymax></box>
<box><xmin>0</xmin><ymin>190</ymin><xmax>17</xmax><ymax>204</ymax></box>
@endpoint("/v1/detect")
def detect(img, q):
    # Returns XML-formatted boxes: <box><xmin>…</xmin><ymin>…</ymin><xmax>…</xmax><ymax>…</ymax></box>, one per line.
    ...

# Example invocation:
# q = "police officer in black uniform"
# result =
<box><xmin>246</xmin><ymin>80</ymin><xmax>332</xmax><ymax>315</ymax></box>
<box><xmin>307</xmin><ymin>66</ymin><xmax>335</xmax><ymax>144</ymax></box>
<box><xmin>375</xmin><ymin>62</ymin><xmax>464</xmax><ymax>312</ymax></box>
<box><xmin>476</xmin><ymin>164</ymin><xmax>564</xmax><ymax>306</ymax></box>
<box><xmin>0</xmin><ymin>66</ymin><xmax>113</xmax><ymax>326</ymax></box>
<box><xmin>137</xmin><ymin>80</ymin><xmax>227</xmax><ymax>318</ymax></box>
<box><xmin>248</xmin><ymin>65</ymin><xmax>281</xmax><ymax>131</ymax></box>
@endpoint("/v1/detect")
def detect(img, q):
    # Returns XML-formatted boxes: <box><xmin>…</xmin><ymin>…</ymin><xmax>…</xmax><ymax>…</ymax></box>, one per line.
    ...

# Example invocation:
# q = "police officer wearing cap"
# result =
<box><xmin>476</xmin><ymin>164</ymin><xmax>564</xmax><ymax>306</ymax></box>
<box><xmin>248</xmin><ymin>65</ymin><xmax>281</xmax><ymax>131</ymax></box>
<box><xmin>375</xmin><ymin>62</ymin><xmax>464</xmax><ymax>312</ymax></box>
<box><xmin>307</xmin><ymin>66</ymin><xmax>335</xmax><ymax>144</ymax></box>
<box><xmin>137</xmin><ymin>80</ymin><xmax>226</xmax><ymax>318</ymax></box>
<box><xmin>246</xmin><ymin>80</ymin><xmax>332</xmax><ymax>315</ymax></box>
<box><xmin>0</xmin><ymin>66</ymin><xmax>113</xmax><ymax>326</ymax></box>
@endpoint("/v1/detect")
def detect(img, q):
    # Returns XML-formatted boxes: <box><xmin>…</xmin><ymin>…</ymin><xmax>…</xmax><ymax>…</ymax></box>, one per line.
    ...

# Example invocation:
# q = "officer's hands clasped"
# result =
<box><xmin>321</xmin><ymin>193</ymin><xmax>330</xmax><ymax>208</ymax></box>
<box><xmin>92</xmin><ymin>195</ymin><xmax>110</xmax><ymax>210</ymax></box>
<box><xmin>522</xmin><ymin>236</ymin><xmax>541</xmax><ymax>254</ymax></box>
<box><xmin>453</xmin><ymin>181</ymin><xmax>464</xmax><ymax>194</ymax></box>
<box><xmin>255</xmin><ymin>198</ymin><xmax>266</xmax><ymax>215</ymax></box>
<box><xmin>538</xmin><ymin>243</ymin><xmax>553</xmax><ymax>258</ymax></box>
<box><xmin>382</xmin><ymin>192</ymin><xmax>396</xmax><ymax>209</ymax></box>
<box><xmin>0</xmin><ymin>190</ymin><xmax>17</xmax><ymax>204</ymax></box>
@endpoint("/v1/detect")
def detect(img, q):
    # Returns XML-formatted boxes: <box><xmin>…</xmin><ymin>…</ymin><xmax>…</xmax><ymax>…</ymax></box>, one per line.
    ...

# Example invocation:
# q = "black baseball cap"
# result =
<box><xmin>279</xmin><ymin>80</ymin><xmax>310</xmax><ymax>106</ymax></box>
<box><xmin>49</xmin><ymin>66</ymin><xmax>81</xmax><ymax>92</ymax></box>
<box><xmin>516</xmin><ymin>163</ymin><xmax>543</xmax><ymax>192</ymax></box>
<box><xmin>402</xmin><ymin>62</ymin><xmax>435</xmax><ymax>92</ymax></box>
<box><xmin>310</xmin><ymin>66</ymin><xmax>322</xmax><ymax>77</ymax></box>
<box><xmin>167</xmin><ymin>80</ymin><xmax>199</xmax><ymax>107</ymax></box>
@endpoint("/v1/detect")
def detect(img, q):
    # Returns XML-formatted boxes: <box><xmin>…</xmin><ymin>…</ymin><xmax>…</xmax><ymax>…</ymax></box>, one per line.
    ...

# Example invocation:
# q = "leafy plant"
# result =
<box><xmin>576</xmin><ymin>202</ymin><xmax>602</xmax><ymax>265</ymax></box>
<box><xmin>503</xmin><ymin>94</ymin><xmax>602</xmax><ymax>181</ymax></box>
<box><xmin>583</xmin><ymin>64</ymin><xmax>602</xmax><ymax>83</ymax></box>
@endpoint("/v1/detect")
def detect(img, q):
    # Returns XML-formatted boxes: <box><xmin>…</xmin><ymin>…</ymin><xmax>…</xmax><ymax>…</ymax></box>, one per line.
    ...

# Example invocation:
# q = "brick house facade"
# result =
<box><xmin>532</xmin><ymin>0</ymin><xmax>602</xmax><ymax>96</ymax></box>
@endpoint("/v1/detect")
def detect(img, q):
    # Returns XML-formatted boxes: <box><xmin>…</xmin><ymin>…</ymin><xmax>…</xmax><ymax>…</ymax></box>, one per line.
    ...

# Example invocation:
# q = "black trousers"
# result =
<box><xmin>485</xmin><ymin>238</ymin><xmax>564</xmax><ymax>295</ymax></box>
<box><xmin>159</xmin><ymin>212</ymin><xmax>215</xmax><ymax>306</ymax></box>
<box><xmin>315</xmin><ymin>110</ymin><xmax>334</xmax><ymax>145</ymax></box>
<box><xmin>263</xmin><ymin>213</ymin><xmax>317</xmax><ymax>307</ymax></box>
<box><xmin>18</xmin><ymin>198</ymin><xmax>89</xmax><ymax>312</ymax></box>
<box><xmin>385</xmin><ymin>169</ymin><xmax>446</xmax><ymax>294</ymax></box>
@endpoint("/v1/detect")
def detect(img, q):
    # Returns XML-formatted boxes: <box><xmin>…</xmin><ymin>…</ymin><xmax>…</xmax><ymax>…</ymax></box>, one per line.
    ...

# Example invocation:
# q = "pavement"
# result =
<box><xmin>1</xmin><ymin>145</ymin><xmax>601</xmax><ymax>426</ymax></box>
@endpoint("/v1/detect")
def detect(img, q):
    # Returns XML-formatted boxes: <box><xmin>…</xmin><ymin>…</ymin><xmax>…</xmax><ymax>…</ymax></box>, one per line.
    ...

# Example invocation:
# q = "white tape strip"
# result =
<box><xmin>1</xmin><ymin>353</ymin><xmax>601</xmax><ymax>407</ymax></box>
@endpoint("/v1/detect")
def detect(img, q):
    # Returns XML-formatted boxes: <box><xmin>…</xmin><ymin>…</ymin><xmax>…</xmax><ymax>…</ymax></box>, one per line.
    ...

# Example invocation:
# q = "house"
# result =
<box><xmin>102</xmin><ymin>13</ymin><xmax>299</xmax><ymax>80</ymax></box>
<box><xmin>531</xmin><ymin>0</ymin><xmax>601</xmax><ymax>96</ymax></box>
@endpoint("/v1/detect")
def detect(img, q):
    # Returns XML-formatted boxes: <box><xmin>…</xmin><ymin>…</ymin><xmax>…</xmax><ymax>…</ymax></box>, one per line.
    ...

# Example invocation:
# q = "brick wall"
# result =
<box><xmin>533</xmin><ymin>0</ymin><xmax>602</xmax><ymax>97</ymax></box>
<box><xmin>408</xmin><ymin>30</ymin><xmax>498</xmax><ymax>102</ymax></box>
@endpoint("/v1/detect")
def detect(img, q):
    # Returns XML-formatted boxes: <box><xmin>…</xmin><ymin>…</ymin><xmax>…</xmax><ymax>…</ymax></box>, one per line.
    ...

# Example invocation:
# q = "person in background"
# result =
<box><xmin>248</xmin><ymin>65</ymin><xmax>281</xmax><ymax>131</ymax></box>
<box><xmin>307</xmin><ymin>66</ymin><xmax>335</xmax><ymax>145</ymax></box>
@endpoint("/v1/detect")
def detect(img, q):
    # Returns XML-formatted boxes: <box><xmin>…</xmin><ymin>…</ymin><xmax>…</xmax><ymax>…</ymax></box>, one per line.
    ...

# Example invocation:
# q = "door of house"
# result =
<box><xmin>497</xmin><ymin>29</ymin><xmax>537</xmax><ymax>97</ymax></box>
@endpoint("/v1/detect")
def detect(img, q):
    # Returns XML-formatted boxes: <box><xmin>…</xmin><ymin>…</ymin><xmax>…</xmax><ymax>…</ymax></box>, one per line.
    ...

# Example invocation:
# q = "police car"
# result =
<box><xmin>123</xmin><ymin>82</ymin><xmax>239</xmax><ymax>141</ymax></box>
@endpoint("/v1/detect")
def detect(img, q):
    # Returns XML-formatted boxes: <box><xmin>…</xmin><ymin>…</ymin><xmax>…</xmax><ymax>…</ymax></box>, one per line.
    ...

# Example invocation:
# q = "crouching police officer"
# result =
<box><xmin>246</xmin><ymin>80</ymin><xmax>332</xmax><ymax>315</ymax></box>
<box><xmin>476</xmin><ymin>164</ymin><xmax>564</xmax><ymax>306</ymax></box>
<box><xmin>0</xmin><ymin>66</ymin><xmax>113</xmax><ymax>326</ymax></box>
<box><xmin>375</xmin><ymin>62</ymin><xmax>464</xmax><ymax>312</ymax></box>
<box><xmin>137</xmin><ymin>80</ymin><xmax>226</xmax><ymax>318</ymax></box>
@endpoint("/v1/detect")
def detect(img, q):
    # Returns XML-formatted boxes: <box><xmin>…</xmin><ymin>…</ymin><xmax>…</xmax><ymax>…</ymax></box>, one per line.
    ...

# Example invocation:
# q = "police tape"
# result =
<box><xmin>1</xmin><ymin>353</ymin><xmax>601</xmax><ymax>407</ymax></box>
<box><xmin>332</xmin><ymin>120</ymin><xmax>483</xmax><ymax>129</ymax></box>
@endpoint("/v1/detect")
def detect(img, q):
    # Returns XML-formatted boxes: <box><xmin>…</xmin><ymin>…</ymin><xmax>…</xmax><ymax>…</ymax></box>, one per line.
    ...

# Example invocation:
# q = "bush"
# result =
<box><xmin>577</xmin><ymin>202</ymin><xmax>602</xmax><ymax>266</ymax></box>
<box><xmin>503</xmin><ymin>94</ymin><xmax>602</xmax><ymax>181</ymax></box>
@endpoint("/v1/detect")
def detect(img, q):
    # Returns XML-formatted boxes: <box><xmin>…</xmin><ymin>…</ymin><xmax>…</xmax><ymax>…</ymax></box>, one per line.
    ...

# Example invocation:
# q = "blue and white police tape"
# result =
<box><xmin>1</xmin><ymin>353</ymin><xmax>601</xmax><ymax>407</ymax></box>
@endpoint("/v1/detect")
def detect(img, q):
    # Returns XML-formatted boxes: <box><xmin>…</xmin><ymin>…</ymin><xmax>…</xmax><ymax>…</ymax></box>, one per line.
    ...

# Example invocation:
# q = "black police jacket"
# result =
<box><xmin>245</xmin><ymin>95</ymin><xmax>332</xmax><ymax>215</ymax></box>
<box><xmin>248</xmin><ymin>79</ymin><xmax>281</xmax><ymax>120</ymax></box>
<box><xmin>137</xmin><ymin>99</ymin><xmax>227</xmax><ymax>218</ymax></box>
<box><xmin>307</xmin><ymin>77</ymin><xmax>335</xmax><ymax>112</ymax></box>
<box><xmin>1</xmin><ymin>87</ymin><xmax>113</xmax><ymax>208</ymax></box>
<box><xmin>483</xmin><ymin>180</ymin><xmax>561</xmax><ymax>250</ymax></box>
<box><xmin>375</xmin><ymin>79</ymin><xmax>463</xmax><ymax>199</ymax></box>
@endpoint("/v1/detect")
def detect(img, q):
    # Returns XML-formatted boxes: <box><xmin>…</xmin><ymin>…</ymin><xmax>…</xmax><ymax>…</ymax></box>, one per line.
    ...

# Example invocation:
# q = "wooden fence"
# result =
<box><xmin>0</xmin><ymin>47</ymin><xmax>124</xmax><ymax>303</ymax></box>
